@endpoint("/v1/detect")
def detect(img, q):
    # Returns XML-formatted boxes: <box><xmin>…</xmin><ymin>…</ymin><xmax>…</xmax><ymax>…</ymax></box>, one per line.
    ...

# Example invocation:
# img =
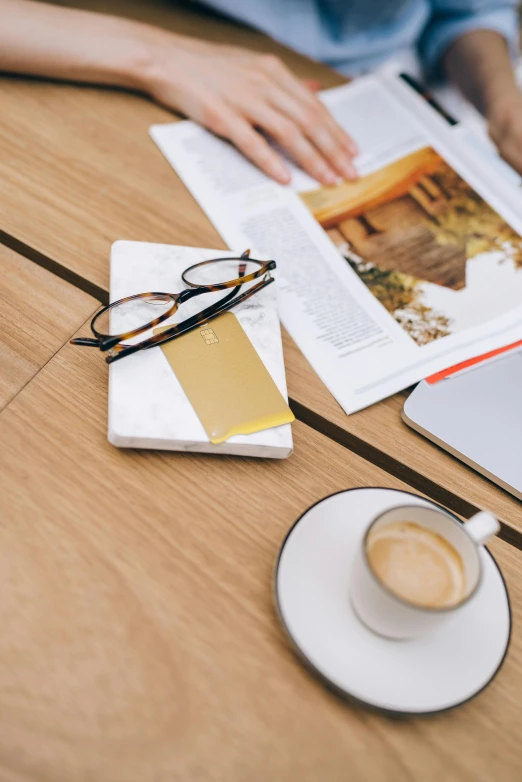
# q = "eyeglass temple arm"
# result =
<box><xmin>70</xmin><ymin>337</ymin><xmax>101</xmax><ymax>347</ymax></box>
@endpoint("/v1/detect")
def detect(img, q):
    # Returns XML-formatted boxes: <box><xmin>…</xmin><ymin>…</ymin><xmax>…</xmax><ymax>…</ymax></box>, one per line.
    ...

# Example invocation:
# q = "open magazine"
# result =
<box><xmin>150</xmin><ymin>71</ymin><xmax>522</xmax><ymax>414</ymax></box>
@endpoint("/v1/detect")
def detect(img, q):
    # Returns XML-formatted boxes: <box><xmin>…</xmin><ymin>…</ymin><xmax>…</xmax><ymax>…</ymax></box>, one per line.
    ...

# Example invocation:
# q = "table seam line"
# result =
<box><xmin>0</xmin><ymin>311</ymin><xmax>98</xmax><ymax>415</ymax></box>
<box><xmin>289</xmin><ymin>399</ymin><xmax>522</xmax><ymax>551</ymax></box>
<box><xmin>0</xmin><ymin>229</ymin><xmax>107</xmax><ymax>304</ymax></box>
<box><xmin>3</xmin><ymin>230</ymin><xmax>520</xmax><ymax>550</ymax></box>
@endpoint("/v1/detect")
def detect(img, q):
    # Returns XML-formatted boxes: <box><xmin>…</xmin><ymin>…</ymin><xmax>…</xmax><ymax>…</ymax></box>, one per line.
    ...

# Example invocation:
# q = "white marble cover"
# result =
<box><xmin>108</xmin><ymin>241</ymin><xmax>293</xmax><ymax>457</ymax></box>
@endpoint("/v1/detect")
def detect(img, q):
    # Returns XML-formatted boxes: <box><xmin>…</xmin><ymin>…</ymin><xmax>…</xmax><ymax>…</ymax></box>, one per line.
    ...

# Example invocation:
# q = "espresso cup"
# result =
<box><xmin>350</xmin><ymin>505</ymin><xmax>500</xmax><ymax>640</ymax></box>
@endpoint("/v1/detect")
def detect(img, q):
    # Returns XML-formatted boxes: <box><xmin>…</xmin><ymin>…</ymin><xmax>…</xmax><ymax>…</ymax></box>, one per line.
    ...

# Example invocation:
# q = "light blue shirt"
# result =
<box><xmin>198</xmin><ymin>1</ymin><xmax>518</xmax><ymax>76</ymax></box>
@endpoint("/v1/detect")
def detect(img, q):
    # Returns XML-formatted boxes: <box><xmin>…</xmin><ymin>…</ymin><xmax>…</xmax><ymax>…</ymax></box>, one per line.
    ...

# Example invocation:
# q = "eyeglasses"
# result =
<box><xmin>71</xmin><ymin>250</ymin><xmax>276</xmax><ymax>363</ymax></box>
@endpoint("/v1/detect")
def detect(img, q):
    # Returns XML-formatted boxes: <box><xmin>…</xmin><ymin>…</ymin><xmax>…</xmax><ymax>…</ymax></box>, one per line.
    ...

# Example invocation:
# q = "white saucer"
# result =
<box><xmin>275</xmin><ymin>488</ymin><xmax>511</xmax><ymax>715</ymax></box>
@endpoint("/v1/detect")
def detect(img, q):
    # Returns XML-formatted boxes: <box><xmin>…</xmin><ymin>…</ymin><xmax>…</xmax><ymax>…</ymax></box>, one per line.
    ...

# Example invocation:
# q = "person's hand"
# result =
<box><xmin>487</xmin><ymin>89</ymin><xmax>522</xmax><ymax>175</ymax></box>
<box><xmin>136</xmin><ymin>31</ymin><xmax>358</xmax><ymax>185</ymax></box>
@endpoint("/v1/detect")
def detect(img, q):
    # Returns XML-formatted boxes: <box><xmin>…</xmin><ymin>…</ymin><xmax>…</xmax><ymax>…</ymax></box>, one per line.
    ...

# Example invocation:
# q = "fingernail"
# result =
<box><xmin>347</xmin><ymin>139</ymin><xmax>359</xmax><ymax>155</ymax></box>
<box><xmin>340</xmin><ymin>160</ymin><xmax>358</xmax><ymax>180</ymax></box>
<box><xmin>272</xmin><ymin>161</ymin><xmax>291</xmax><ymax>184</ymax></box>
<box><xmin>317</xmin><ymin>169</ymin><xmax>336</xmax><ymax>185</ymax></box>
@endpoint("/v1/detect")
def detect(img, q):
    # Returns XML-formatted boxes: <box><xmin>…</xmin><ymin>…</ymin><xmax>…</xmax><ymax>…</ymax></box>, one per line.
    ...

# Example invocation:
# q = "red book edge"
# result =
<box><xmin>426</xmin><ymin>339</ymin><xmax>522</xmax><ymax>385</ymax></box>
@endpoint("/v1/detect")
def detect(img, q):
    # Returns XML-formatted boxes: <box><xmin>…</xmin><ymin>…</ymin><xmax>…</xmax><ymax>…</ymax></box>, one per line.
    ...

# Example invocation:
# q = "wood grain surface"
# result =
<box><xmin>0</xmin><ymin>244</ymin><xmax>97</xmax><ymax>410</ymax></box>
<box><xmin>0</xmin><ymin>322</ymin><xmax>521</xmax><ymax>782</ymax></box>
<box><xmin>0</xmin><ymin>6</ymin><xmax>519</xmax><ymax>531</ymax></box>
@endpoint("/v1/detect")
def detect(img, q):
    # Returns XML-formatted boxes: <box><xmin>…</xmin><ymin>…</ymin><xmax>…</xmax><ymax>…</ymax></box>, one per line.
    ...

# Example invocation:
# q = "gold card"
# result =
<box><xmin>154</xmin><ymin>313</ymin><xmax>294</xmax><ymax>444</ymax></box>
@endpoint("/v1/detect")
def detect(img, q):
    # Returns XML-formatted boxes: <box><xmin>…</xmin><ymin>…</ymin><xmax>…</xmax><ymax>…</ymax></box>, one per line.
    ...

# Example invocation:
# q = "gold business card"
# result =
<box><xmin>154</xmin><ymin>313</ymin><xmax>294</xmax><ymax>444</ymax></box>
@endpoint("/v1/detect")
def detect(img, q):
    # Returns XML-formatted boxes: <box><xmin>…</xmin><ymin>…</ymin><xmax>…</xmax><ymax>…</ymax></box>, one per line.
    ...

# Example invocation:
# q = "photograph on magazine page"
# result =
<box><xmin>300</xmin><ymin>146</ymin><xmax>522</xmax><ymax>347</ymax></box>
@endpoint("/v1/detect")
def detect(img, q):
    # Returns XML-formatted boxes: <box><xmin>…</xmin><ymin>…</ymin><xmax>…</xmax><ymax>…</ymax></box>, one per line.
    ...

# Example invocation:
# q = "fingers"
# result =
<box><xmin>257</xmin><ymin>55</ymin><xmax>359</xmax><ymax>179</ymax></box>
<box><xmin>266</xmin><ymin>88</ymin><xmax>358</xmax><ymax>180</ymax></box>
<box><xmin>226</xmin><ymin>119</ymin><xmax>292</xmax><ymax>183</ymax></box>
<box><xmin>258</xmin><ymin>55</ymin><xmax>359</xmax><ymax>156</ymax></box>
<box><xmin>193</xmin><ymin>52</ymin><xmax>361</xmax><ymax>186</ymax></box>
<box><xmin>243</xmin><ymin>101</ymin><xmax>341</xmax><ymax>185</ymax></box>
<box><xmin>200</xmin><ymin>98</ymin><xmax>291</xmax><ymax>183</ymax></box>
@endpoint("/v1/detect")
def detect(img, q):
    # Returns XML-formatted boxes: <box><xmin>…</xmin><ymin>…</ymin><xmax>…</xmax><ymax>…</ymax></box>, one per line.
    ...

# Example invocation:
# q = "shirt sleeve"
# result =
<box><xmin>420</xmin><ymin>1</ymin><xmax>520</xmax><ymax>75</ymax></box>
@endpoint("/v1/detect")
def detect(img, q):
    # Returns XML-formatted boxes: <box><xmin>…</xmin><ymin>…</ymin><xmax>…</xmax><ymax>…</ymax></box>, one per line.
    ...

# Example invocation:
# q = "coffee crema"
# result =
<box><xmin>366</xmin><ymin>521</ymin><xmax>466</xmax><ymax>609</ymax></box>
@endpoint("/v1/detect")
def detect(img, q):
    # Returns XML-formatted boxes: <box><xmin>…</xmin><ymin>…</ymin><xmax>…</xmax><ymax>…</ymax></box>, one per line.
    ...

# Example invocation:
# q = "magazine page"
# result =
<box><xmin>150</xmin><ymin>74</ymin><xmax>522</xmax><ymax>414</ymax></box>
<box><xmin>384</xmin><ymin>71</ymin><xmax>522</xmax><ymax>382</ymax></box>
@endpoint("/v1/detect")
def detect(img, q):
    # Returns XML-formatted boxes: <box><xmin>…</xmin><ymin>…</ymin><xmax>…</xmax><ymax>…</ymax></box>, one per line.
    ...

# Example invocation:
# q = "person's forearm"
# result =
<box><xmin>443</xmin><ymin>29</ymin><xmax>518</xmax><ymax>118</ymax></box>
<box><xmin>0</xmin><ymin>1</ymin><xmax>358</xmax><ymax>183</ymax></box>
<box><xmin>0</xmin><ymin>0</ymin><xmax>158</xmax><ymax>89</ymax></box>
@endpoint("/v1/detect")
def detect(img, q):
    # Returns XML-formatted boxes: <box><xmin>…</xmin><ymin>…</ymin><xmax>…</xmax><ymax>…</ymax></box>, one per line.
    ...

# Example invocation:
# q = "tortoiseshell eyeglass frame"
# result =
<box><xmin>70</xmin><ymin>250</ymin><xmax>276</xmax><ymax>364</ymax></box>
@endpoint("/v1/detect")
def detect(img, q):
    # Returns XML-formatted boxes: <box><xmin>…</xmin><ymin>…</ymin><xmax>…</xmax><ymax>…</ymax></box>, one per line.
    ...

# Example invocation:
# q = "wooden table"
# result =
<box><xmin>0</xmin><ymin>244</ymin><xmax>96</xmax><ymax>410</ymax></box>
<box><xmin>1</xmin><ymin>327</ymin><xmax>521</xmax><ymax>782</ymax></box>
<box><xmin>1</xmin><ymin>1</ymin><xmax>522</xmax><ymax>779</ymax></box>
<box><xmin>0</xmin><ymin>0</ymin><xmax>519</xmax><ymax>541</ymax></box>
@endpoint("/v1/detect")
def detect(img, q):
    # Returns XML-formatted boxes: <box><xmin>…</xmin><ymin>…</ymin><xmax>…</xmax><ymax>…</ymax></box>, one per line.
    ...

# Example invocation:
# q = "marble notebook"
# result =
<box><xmin>108</xmin><ymin>241</ymin><xmax>293</xmax><ymax>458</ymax></box>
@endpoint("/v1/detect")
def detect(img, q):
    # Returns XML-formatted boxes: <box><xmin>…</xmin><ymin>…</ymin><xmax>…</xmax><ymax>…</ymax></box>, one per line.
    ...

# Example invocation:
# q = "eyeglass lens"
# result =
<box><xmin>183</xmin><ymin>258</ymin><xmax>263</xmax><ymax>287</ymax></box>
<box><xmin>94</xmin><ymin>294</ymin><xmax>177</xmax><ymax>337</ymax></box>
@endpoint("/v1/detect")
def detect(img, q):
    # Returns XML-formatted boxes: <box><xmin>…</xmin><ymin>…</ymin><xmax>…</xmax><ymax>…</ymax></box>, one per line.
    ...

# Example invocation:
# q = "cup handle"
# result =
<box><xmin>463</xmin><ymin>511</ymin><xmax>500</xmax><ymax>546</ymax></box>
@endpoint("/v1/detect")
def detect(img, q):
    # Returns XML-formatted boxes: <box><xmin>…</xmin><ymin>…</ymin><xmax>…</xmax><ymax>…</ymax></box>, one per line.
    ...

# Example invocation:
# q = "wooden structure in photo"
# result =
<box><xmin>300</xmin><ymin>147</ymin><xmax>468</xmax><ymax>290</ymax></box>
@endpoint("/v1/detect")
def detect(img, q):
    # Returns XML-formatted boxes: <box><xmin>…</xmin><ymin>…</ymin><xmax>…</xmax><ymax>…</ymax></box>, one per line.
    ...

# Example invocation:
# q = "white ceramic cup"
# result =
<box><xmin>350</xmin><ymin>505</ymin><xmax>500</xmax><ymax>640</ymax></box>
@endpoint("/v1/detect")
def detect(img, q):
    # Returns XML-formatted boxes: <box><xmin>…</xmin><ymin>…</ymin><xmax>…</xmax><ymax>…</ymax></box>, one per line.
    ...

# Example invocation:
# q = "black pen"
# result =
<box><xmin>399</xmin><ymin>72</ymin><xmax>458</xmax><ymax>127</ymax></box>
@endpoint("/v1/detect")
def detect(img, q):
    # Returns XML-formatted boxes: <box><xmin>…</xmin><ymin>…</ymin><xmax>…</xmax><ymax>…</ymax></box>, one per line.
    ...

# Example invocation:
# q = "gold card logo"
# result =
<box><xmin>200</xmin><ymin>326</ymin><xmax>219</xmax><ymax>345</ymax></box>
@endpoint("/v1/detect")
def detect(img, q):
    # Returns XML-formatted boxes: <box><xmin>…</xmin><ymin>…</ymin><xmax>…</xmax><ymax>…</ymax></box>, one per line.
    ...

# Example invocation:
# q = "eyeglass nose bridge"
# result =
<box><xmin>99</xmin><ymin>334</ymin><xmax>123</xmax><ymax>352</ymax></box>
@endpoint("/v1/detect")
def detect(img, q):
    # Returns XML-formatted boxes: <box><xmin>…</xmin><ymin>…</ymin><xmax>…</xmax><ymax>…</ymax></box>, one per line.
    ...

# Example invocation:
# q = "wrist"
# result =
<box><xmin>98</xmin><ymin>19</ymin><xmax>158</xmax><ymax>91</ymax></box>
<box><xmin>118</xmin><ymin>22</ymin><xmax>187</xmax><ymax>94</ymax></box>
